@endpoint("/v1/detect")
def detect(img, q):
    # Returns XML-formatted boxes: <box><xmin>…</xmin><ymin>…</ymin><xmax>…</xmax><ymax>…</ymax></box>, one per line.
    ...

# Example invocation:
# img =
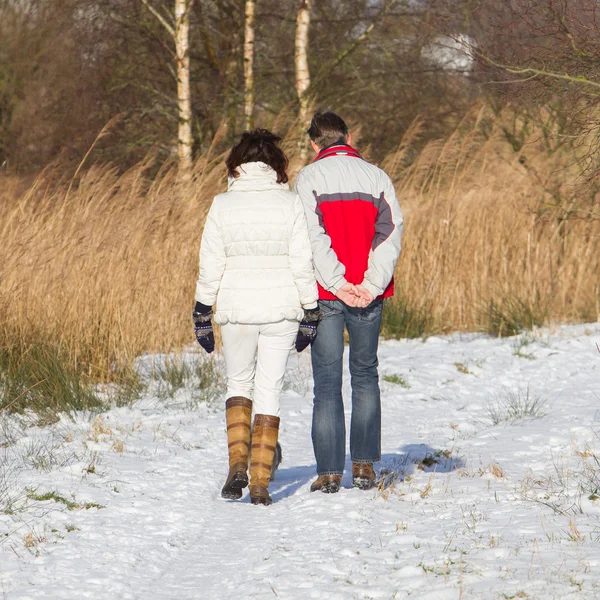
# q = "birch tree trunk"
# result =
<box><xmin>141</xmin><ymin>0</ymin><xmax>193</xmax><ymax>177</ymax></box>
<box><xmin>295</xmin><ymin>0</ymin><xmax>311</xmax><ymax>161</ymax></box>
<box><xmin>243</xmin><ymin>0</ymin><xmax>256</xmax><ymax>130</ymax></box>
<box><xmin>175</xmin><ymin>0</ymin><xmax>193</xmax><ymax>176</ymax></box>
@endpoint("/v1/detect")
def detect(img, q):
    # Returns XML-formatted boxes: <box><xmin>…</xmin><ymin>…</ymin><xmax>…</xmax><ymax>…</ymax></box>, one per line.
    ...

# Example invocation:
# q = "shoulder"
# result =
<box><xmin>268</xmin><ymin>188</ymin><xmax>298</xmax><ymax>207</ymax></box>
<box><xmin>210</xmin><ymin>192</ymin><xmax>229</xmax><ymax>207</ymax></box>
<box><xmin>356</xmin><ymin>157</ymin><xmax>388</xmax><ymax>179</ymax></box>
<box><xmin>295</xmin><ymin>162</ymin><xmax>320</xmax><ymax>183</ymax></box>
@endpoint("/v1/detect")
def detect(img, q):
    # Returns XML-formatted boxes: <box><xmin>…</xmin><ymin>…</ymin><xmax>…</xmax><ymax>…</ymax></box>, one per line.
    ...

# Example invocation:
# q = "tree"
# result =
<box><xmin>295</xmin><ymin>0</ymin><xmax>311</xmax><ymax>160</ymax></box>
<box><xmin>0</xmin><ymin>0</ymin><xmax>479</xmax><ymax>171</ymax></box>
<box><xmin>465</xmin><ymin>0</ymin><xmax>600</xmax><ymax>101</ymax></box>
<box><xmin>141</xmin><ymin>0</ymin><xmax>194</xmax><ymax>174</ymax></box>
<box><xmin>462</xmin><ymin>0</ymin><xmax>600</xmax><ymax>191</ymax></box>
<box><xmin>244</xmin><ymin>0</ymin><xmax>256</xmax><ymax>130</ymax></box>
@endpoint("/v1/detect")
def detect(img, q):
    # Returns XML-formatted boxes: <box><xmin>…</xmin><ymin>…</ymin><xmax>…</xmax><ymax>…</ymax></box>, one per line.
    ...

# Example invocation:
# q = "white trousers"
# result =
<box><xmin>220</xmin><ymin>320</ymin><xmax>298</xmax><ymax>417</ymax></box>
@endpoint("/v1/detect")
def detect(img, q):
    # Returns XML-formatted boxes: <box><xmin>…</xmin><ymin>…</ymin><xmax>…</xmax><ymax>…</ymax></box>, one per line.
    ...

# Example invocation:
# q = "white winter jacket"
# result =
<box><xmin>195</xmin><ymin>162</ymin><xmax>318</xmax><ymax>325</ymax></box>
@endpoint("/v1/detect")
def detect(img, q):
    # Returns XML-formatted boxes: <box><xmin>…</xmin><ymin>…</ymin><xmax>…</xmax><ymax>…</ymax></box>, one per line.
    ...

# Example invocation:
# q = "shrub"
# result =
<box><xmin>381</xmin><ymin>295</ymin><xmax>436</xmax><ymax>339</ymax></box>
<box><xmin>481</xmin><ymin>294</ymin><xmax>548</xmax><ymax>338</ymax></box>
<box><xmin>0</xmin><ymin>337</ymin><xmax>104</xmax><ymax>419</ymax></box>
<box><xmin>150</xmin><ymin>353</ymin><xmax>225</xmax><ymax>408</ymax></box>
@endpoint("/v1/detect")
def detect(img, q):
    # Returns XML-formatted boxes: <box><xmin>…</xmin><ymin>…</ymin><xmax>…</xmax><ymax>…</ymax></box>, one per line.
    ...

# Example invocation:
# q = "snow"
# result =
<box><xmin>2</xmin><ymin>324</ymin><xmax>600</xmax><ymax>599</ymax></box>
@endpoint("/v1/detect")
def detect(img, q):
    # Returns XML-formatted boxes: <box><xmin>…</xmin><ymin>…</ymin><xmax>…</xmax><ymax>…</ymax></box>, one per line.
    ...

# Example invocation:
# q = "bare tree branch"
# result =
<box><xmin>454</xmin><ymin>33</ymin><xmax>600</xmax><ymax>92</ymax></box>
<box><xmin>311</xmin><ymin>0</ymin><xmax>400</xmax><ymax>93</ymax></box>
<box><xmin>140</xmin><ymin>0</ymin><xmax>175</xmax><ymax>38</ymax></box>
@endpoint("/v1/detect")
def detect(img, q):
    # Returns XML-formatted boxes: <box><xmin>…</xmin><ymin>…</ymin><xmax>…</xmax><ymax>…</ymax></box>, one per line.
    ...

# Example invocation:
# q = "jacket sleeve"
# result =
<box><xmin>288</xmin><ymin>195</ymin><xmax>318</xmax><ymax>310</ymax></box>
<box><xmin>195</xmin><ymin>199</ymin><xmax>226</xmax><ymax>306</ymax></box>
<box><xmin>293</xmin><ymin>170</ymin><xmax>348</xmax><ymax>294</ymax></box>
<box><xmin>362</xmin><ymin>174</ymin><xmax>403</xmax><ymax>298</ymax></box>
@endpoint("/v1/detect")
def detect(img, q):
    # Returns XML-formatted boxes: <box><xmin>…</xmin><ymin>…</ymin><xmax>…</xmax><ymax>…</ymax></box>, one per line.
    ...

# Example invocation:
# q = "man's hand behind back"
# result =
<box><xmin>335</xmin><ymin>282</ymin><xmax>360</xmax><ymax>307</ymax></box>
<box><xmin>335</xmin><ymin>282</ymin><xmax>374</xmax><ymax>308</ymax></box>
<box><xmin>355</xmin><ymin>284</ymin><xmax>374</xmax><ymax>308</ymax></box>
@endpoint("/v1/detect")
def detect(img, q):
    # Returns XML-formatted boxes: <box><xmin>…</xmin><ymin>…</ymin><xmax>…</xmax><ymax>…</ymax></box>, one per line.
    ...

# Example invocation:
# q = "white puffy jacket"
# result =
<box><xmin>195</xmin><ymin>161</ymin><xmax>318</xmax><ymax>325</ymax></box>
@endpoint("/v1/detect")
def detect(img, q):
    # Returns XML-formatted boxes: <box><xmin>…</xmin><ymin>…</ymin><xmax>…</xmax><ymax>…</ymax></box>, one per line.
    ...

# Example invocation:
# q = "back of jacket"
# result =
<box><xmin>293</xmin><ymin>144</ymin><xmax>403</xmax><ymax>301</ymax></box>
<box><xmin>195</xmin><ymin>162</ymin><xmax>318</xmax><ymax>324</ymax></box>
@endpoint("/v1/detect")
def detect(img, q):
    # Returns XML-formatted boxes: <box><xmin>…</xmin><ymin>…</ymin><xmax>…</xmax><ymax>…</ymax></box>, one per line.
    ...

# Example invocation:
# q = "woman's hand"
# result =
<box><xmin>192</xmin><ymin>303</ymin><xmax>215</xmax><ymax>354</ymax></box>
<box><xmin>295</xmin><ymin>307</ymin><xmax>322</xmax><ymax>352</ymax></box>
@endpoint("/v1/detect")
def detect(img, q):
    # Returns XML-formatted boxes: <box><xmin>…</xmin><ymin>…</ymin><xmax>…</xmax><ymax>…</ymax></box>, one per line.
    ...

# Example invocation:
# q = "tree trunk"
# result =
<box><xmin>175</xmin><ymin>0</ymin><xmax>193</xmax><ymax>176</ymax></box>
<box><xmin>295</xmin><ymin>0</ymin><xmax>311</xmax><ymax>161</ymax></box>
<box><xmin>243</xmin><ymin>0</ymin><xmax>256</xmax><ymax>131</ymax></box>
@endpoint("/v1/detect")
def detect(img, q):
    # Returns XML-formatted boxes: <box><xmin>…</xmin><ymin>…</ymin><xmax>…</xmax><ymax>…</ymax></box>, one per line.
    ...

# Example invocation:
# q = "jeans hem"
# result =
<box><xmin>317</xmin><ymin>470</ymin><xmax>344</xmax><ymax>477</ymax></box>
<box><xmin>351</xmin><ymin>457</ymin><xmax>381</xmax><ymax>464</ymax></box>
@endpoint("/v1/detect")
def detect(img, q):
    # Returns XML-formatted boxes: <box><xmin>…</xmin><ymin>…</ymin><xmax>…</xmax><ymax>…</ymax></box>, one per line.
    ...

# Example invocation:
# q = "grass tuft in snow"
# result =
<box><xmin>0</xmin><ymin>337</ymin><xmax>104</xmax><ymax>419</ymax></box>
<box><xmin>518</xmin><ymin>449</ymin><xmax>600</xmax><ymax>517</ymax></box>
<box><xmin>485</xmin><ymin>386</ymin><xmax>548</xmax><ymax>425</ymax></box>
<box><xmin>25</xmin><ymin>488</ymin><xmax>104</xmax><ymax>511</ymax></box>
<box><xmin>481</xmin><ymin>294</ymin><xmax>548</xmax><ymax>337</ymax></box>
<box><xmin>381</xmin><ymin>294</ymin><xmax>436</xmax><ymax>339</ymax></box>
<box><xmin>105</xmin><ymin>363</ymin><xmax>147</xmax><ymax>407</ymax></box>
<box><xmin>0</xmin><ymin>461</ymin><xmax>24</xmax><ymax>515</ymax></box>
<box><xmin>152</xmin><ymin>353</ymin><xmax>225</xmax><ymax>408</ymax></box>
<box><xmin>21</xmin><ymin>435</ymin><xmax>81</xmax><ymax>473</ymax></box>
<box><xmin>415</xmin><ymin>449</ymin><xmax>454</xmax><ymax>471</ymax></box>
<box><xmin>383</xmin><ymin>373</ymin><xmax>410</xmax><ymax>388</ymax></box>
<box><xmin>512</xmin><ymin>333</ymin><xmax>536</xmax><ymax>360</ymax></box>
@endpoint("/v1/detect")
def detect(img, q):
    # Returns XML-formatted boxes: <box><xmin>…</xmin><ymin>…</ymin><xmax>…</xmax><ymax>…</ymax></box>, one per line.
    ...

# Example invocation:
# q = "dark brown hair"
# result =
<box><xmin>225</xmin><ymin>129</ymin><xmax>289</xmax><ymax>184</ymax></box>
<box><xmin>307</xmin><ymin>109</ymin><xmax>348</xmax><ymax>148</ymax></box>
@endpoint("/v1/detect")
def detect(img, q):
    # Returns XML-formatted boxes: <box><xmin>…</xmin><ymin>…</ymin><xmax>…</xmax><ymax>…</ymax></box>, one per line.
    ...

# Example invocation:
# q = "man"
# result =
<box><xmin>293</xmin><ymin>109</ymin><xmax>403</xmax><ymax>493</ymax></box>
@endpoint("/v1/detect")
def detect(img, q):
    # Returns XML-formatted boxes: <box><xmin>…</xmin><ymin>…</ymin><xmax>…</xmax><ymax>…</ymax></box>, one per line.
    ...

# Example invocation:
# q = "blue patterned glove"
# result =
<box><xmin>192</xmin><ymin>304</ymin><xmax>215</xmax><ymax>354</ymax></box>
<box><xmin>295</xmin><ymin>308</ymin><xmax>321</xmax><ymax>353</ymax></box>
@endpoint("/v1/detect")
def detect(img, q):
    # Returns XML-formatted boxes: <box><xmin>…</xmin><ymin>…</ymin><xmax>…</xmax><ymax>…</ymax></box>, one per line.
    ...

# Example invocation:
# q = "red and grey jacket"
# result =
<box><xmin>293</xmin><ymin>143</ymin><xmax>403</xmax><ymax>301</ymax></box>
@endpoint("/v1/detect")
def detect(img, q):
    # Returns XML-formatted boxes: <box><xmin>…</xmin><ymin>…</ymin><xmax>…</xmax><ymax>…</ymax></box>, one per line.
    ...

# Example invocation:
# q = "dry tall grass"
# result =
<box><xmin>1</xmin><ymin>105</ymin><xmax>599</xmax><ymax>381</ymax></box>
<box><xmin>386</xmin><ymin>106</ymin><xmax>600</xmax><ymax>334</ymax></box>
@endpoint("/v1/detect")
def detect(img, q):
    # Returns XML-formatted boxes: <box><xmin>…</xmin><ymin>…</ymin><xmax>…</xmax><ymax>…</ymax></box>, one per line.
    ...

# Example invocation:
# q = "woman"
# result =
<box><xmin>192</xmin><ymin>129</ymin><xmax>320</xmax><ymax>506</ymax></box>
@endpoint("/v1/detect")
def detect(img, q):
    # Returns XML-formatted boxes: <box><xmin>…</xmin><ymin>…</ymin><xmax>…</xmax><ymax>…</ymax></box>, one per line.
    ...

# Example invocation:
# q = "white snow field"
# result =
<box><xmin>2</xmin><ymin>324</ymin><xmax>600</xmax><ymax>600</ymax></box>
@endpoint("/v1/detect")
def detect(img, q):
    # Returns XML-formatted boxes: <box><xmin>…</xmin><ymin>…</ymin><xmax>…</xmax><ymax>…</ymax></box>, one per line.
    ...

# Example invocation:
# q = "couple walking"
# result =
<box><xmin>193</xmin><ymin>110</ymin><xmax>403</xmax><ymax>505</ymax></box>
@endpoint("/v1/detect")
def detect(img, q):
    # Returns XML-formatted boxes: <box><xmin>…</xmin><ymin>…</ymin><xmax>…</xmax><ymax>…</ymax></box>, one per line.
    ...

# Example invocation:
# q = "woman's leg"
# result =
<box><xmin>249</xmin><ymin>320</ymin><xmax>297</xmax><ymax>505</ymax></box>
<box><xmin>220</xmin><ymin>322</ymin><xmax>260</xmax><ymax>500</ymax></box>
<box><xmin>253</xmin><ymin>320</ymin><xmax>298</xmax><ymax>416</ymax></box>
<box><xmin>220</xmin><ymin>322</ymin><xmax>260</xmax><ymax>401</ymax></box>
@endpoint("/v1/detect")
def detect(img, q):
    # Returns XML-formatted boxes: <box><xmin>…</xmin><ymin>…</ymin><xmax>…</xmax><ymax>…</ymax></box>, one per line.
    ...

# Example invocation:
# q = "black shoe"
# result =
<box><xmin>221</xmin><ymin>465</ymin><xmax>248</xmax><ymax>499</ymax></box>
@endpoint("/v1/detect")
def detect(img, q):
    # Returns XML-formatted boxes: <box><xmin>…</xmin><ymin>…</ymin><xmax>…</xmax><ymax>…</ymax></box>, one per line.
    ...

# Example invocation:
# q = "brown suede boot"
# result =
<box><xmin>352</xmin><ymin>462</ymin><xmax>377</xmax><ymax>490</ymax></box>
<box><xmin>249</xmin><ymin>414</ymin><xmax>280</xmax><ymax>506</ymax></box>
<box><xmin>310</xmin><ymin>475</ymin><xmax>342</xmax><ymax>494</ymax></box>
<box><xmin>221</xmin><ymin>397</ymin><xmax>252</xmax><ymax>500</ymax></box>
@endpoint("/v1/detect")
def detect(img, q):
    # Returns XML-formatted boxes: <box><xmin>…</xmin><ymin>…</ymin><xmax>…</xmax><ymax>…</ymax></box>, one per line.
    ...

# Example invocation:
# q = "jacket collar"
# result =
<box><xmin>314</xmin><ymin>143</ymin><xmax>362</xmax><ymax>162</ymax></box>
<box><xmin>228</xmin><ymin>161</ymin><xmax>289</xmax><ymax>192</ymax></box>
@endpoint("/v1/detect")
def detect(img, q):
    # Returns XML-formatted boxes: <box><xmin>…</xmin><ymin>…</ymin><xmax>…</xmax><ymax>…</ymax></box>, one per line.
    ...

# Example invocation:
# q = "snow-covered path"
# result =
<box><xmin>2</xmin><ymin>324</ymin><xmax>600</xmax><ymax>599</ymax></box>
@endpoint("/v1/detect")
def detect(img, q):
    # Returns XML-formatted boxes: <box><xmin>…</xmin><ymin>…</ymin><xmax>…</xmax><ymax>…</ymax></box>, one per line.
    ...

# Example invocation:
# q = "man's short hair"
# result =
<box><xmin>307</xmin><ymin>109</ymin><xmax>348</xmax><ymax>148</ymax></box>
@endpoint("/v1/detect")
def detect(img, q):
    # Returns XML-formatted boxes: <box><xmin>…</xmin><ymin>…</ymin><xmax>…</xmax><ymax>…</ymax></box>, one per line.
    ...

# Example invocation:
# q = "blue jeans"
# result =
<box><xmin>310</xmin><ymin>299</ymin><xmax>383</xmax><ymax>476</ymax></box>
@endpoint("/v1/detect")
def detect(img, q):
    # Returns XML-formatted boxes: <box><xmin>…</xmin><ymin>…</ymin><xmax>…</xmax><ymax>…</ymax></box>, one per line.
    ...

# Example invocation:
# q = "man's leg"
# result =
<box><xmin>346</xmin><ymin>300</ymin><xmax>383</xmax><ymax>470</ymax></box>
<box><xmin>310</xmin><ymin>300</ymin><xmax>346</xmax><ymax>477</ymax></box>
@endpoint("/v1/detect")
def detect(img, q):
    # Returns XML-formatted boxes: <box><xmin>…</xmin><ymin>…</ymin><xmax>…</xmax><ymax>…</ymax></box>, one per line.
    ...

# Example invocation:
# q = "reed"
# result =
<box><xmin>386</xmin><ymin>106</ymin><xmax>600</xmax><ymax>335</ymax></box>
<box><xmin>0</xmin><ymin>105</ymin><xmax>598</xmax><ymax>397</ymax></box>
